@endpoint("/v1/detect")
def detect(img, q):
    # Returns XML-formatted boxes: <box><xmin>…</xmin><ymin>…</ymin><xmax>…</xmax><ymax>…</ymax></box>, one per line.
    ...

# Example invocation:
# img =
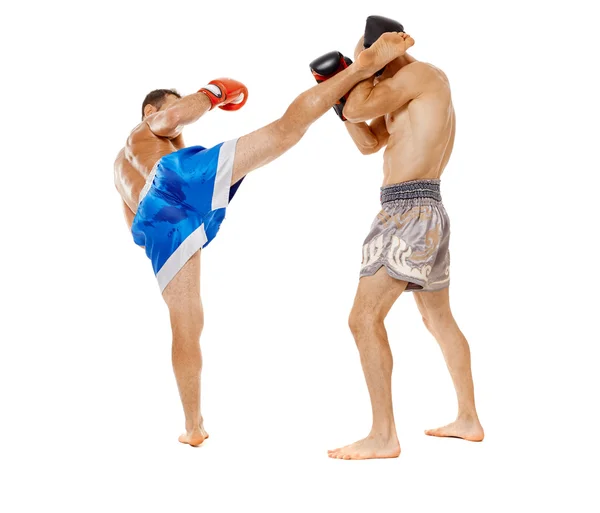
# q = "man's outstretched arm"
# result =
<box><xmin>147</xmin><ymin>79</ymin><xmax>248</xmax><ymax>139</ymax></box>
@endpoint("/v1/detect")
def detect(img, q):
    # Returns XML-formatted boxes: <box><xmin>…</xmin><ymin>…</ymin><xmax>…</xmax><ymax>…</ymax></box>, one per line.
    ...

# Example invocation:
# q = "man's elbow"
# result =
<box><xmin>343</xmin><ymin>102</ymin><xmax>364</xmax><ymax>124</ymax></box>
<box><xmin>162</xmin><ymin>109</ymin><xmax>182</xmax><ymax>132</ymax></box>
<box><xmin>357</xmin><ymin>143</ymin><xmax>379</xmax><ymax>155</ymax></box>
<box><xmin>344</xmin><ymin>105</ymin><xmax>372</xmax><ymax>124</ymax></box>
<box><xmin>149</xmin><ymin>109</ymin><xmax>181</xmax><ymax>138</ymax></box>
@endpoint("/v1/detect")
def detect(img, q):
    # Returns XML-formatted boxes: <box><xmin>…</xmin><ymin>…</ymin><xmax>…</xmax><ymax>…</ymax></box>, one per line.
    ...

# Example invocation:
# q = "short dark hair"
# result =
<box><xmin>141</xmin><ymin>88</ymin><xmax>181</xmax><ymax>119</ymax></box>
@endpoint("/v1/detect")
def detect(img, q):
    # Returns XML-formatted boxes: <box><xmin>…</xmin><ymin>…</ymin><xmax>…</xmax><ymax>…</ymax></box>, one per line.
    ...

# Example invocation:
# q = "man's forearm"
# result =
<box><xmin>343</xmin><ymin>76</ymin><xmax>377</xmax><ymax>151</ymax></box>
<box><xmin>171</xmin><ymin>92</ymin><xmax>212</xmax><ymax>127</ymax></box>
<box><xmin>345</xmin><ymin>121</ymin><xmax>379</xmax><ymax>153</ymax></box>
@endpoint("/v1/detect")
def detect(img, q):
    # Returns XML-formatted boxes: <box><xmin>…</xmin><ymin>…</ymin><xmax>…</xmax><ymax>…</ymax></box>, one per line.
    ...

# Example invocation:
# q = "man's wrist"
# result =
<box><xmin>194</xmin><ymin>90</ymin><xmax>215</xmax><ymax>111</ymax></box>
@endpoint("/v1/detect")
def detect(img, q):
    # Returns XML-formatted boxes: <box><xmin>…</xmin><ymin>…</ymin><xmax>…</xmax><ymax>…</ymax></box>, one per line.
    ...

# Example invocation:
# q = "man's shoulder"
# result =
<box><xmin>128</xmin><ymin>120</ymin><xmax>153</xmax><ymax>141</ymax></box>
<box><xmin>397</xmin><ymin>61</ymin><xmax>450</xmax><ymax>97</ymax></box>
<box><xmin>398</xmin><ymin>61</ymin><xmax>447</xmax><ymax>80</ymax></box>
<box><xmin>419</xmin><ymin>62</ymin><xmax>450</xmax><ymax>87</ymax></box>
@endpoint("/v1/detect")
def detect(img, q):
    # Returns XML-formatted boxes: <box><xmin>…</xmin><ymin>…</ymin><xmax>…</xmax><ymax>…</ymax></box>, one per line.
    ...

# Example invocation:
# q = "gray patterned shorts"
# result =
<box><xmin>360</xmin><ymin>180</ymin><xmax>450</xmax><ymax>291</ymax></box>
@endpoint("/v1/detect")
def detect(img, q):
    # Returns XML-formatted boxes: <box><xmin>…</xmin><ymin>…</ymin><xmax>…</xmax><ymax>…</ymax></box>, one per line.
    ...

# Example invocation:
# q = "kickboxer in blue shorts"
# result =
<box><xmin>113</xmin><ymin>35</ymin><xmax>405</xmax><ymax>446</ymax></box>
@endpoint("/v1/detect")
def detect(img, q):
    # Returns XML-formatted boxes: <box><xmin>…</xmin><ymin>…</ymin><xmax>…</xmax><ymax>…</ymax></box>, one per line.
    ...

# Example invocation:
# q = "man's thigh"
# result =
<box><xmin>353</xmin><ymin>267</ymin><xmax>408</xmax><ymax>317</ymax></box>
<box><xmin>162</xmin><ymin>250</ymin><xmax>202</xmax><ymax>315</ymax></box>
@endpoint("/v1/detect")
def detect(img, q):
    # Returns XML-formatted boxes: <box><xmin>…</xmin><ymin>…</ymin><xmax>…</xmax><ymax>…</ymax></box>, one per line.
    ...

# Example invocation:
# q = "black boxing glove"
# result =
<box><xmin>309</xmin><ymin>51</ymin><xmax>353</xmax><ymax>121</ymax></box>
<box><xmin>364</xmin><ymin>15</ymin><xmax>405</xmax><ymax>76</ymax></box>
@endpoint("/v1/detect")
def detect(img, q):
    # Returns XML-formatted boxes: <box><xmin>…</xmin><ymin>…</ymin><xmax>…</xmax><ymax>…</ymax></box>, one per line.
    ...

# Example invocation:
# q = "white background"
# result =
<box><xmin>1</xmin><ymin>0</ymin><xmax>599</xmax><ymax>511</ymax></box>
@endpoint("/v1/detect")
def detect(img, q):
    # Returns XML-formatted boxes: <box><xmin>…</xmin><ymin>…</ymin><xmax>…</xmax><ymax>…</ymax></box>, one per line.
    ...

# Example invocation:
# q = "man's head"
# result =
<box><xmin>141</xmin><ymin>89</ymin><xmax>181</xmax><ymax>120</ymax></box>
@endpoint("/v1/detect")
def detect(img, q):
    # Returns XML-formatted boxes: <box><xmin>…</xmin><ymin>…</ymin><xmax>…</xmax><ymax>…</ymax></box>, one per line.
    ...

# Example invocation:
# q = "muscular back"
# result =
<box><xmin>114</xmin><ymin>121</ymin><xmax>184</xmax><ymax>223</ymax></box>
<box><xmin>383</xmin><ymin>63</ymin><xmax>455</xmax><ymax>184</ymax></box>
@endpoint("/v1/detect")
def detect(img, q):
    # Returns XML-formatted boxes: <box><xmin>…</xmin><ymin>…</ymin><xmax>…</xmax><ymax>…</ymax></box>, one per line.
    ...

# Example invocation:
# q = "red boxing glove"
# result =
<box><xmin>198</xmin><ymin>78</ymin><xmax>248</xmax><ymax>111</ymax></box>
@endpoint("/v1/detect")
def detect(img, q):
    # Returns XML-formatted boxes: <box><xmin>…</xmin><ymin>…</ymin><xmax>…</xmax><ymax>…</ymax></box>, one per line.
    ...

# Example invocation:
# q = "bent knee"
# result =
<box><xmin>348</xmin><ymin>307</ymin><xmax>384</xmax><ymax>337</ymax></box>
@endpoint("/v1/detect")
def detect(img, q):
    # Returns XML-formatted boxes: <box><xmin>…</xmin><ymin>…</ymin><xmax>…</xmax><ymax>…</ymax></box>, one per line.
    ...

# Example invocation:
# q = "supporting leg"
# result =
<box><xmin>414</xmin><ymin>287</ymin><xmax>484</xmax><ymax>442</ymax></box>
<box><xmin>329</xmin><ymin>268</ymin><xmax>407</xmax><ymax>460</ymax></box>
<box><xmin>162</xmin><ymin>251</ymin><xmax>208</xmax><ymax>446</ymax></box>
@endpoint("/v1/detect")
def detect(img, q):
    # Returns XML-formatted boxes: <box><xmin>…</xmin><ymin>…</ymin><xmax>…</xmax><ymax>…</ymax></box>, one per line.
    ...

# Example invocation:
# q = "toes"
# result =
<box><xmin>332</xmin><ymin>450</ymin><xmax>349</xmax><ymax>460</ymax></box>
<box><xmin>425</xmin><ymin>426</ymin><xmax>460</xmax><ymax>438</ymax></box>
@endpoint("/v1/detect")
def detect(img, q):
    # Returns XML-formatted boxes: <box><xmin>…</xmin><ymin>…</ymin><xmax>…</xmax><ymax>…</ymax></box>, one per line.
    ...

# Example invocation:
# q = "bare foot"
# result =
<box><xmin>358</xmin><ymin>32</ymin><xmax>415</xmax><ymax>72</ymax></box>
<box><xmin>178</xmin><ymin>427</ymin><xmax>209</xmax><ymax>447</ymax></box>
<box><xmin>328</xmin><ymin>435</ymin><xmax>400</xmax><ymax>460</ymax></box>
<box><xmin>425</xmin><ymin>417</ymin><xmax>484</xmax><ymax>442</ymax></box>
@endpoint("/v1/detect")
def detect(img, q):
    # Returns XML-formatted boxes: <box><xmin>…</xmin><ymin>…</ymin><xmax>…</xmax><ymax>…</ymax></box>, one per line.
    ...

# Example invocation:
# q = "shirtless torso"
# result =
<box><xmin>344</xmin><ymin>55</ymin><xmax>456</xmax><ymax>185</ymax></box>
<box><xmin>381</xmin><ymin>62</ymin><xmax>455</xmax><ymax>184</ymax></box>
<box><xmin>114</xmin><ymin>94</ymin><xmax>186</xmax><ymax>229</ymax></box>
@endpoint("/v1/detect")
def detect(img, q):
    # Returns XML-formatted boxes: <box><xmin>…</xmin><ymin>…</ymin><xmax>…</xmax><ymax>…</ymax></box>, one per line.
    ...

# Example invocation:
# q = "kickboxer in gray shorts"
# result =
<box><xmin>311</xmin><ymin>16</ymin><xmax>484</xmax><ymax>460</ymax></box>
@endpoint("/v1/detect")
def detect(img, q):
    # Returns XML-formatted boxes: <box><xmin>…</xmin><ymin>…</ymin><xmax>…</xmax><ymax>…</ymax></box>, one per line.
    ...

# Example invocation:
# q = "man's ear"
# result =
<box><xmin>143</xmin><ymin>104</ymin><xmax>157</xmax><ymax>119</ymax></box>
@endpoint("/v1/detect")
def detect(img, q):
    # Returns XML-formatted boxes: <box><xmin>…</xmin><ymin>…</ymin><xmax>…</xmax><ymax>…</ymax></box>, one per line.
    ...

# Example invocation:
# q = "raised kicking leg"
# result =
<box><xmin>414</xmin><ymin>287</ymin><xmax>484</xmax><ymax>441</ymax></box>
<box><xmin>162</xmin><ymin>250</ymin><xmax>207</xmax><ymax>446</ymax></box>
<box><xmin>329</xmin><ymin>268</ymin><xmax>407</xmax><ymax>460</ymax></box>
<box><xmin>228</xmin><ymin>33</ymin><xmax>410</xmax><ymax>182</ymax></box>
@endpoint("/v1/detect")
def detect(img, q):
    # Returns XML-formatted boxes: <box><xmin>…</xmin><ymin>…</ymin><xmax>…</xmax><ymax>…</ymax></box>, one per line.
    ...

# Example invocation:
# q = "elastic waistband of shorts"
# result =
<box><xmin>380</xmin><ymin>179</ymin><xmax>442</xmax><ymax>205</ymax></box>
